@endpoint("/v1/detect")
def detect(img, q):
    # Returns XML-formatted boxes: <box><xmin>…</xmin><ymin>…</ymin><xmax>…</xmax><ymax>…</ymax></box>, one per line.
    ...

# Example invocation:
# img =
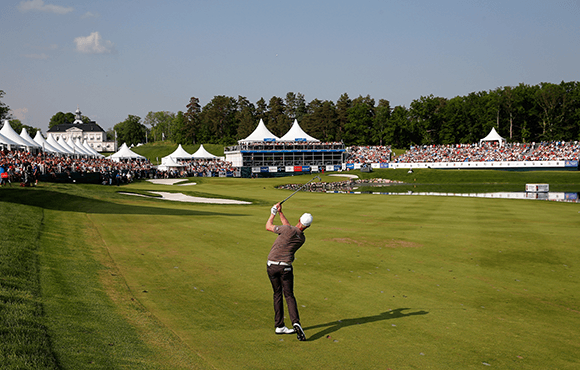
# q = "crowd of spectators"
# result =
<box><xmin>0</xmin><ymin>149</ymin><xmax>156</xmax><ymax>186</ymax></box>
<box><xmin>346</xmin><ymin>146</ymin><xmax>392</xmax><ymax>163</ymax></box>
<box><xmin>158</xmin><ymin>158</ymin><xmax>236</xmax><ymax>179</ymax></box>
<box><xmin>387</xmin><ymin>141</ymin><xmax>579</xmax><ymax>163</ymax></box>
<box><xmin>276</xmin><ymin>178</ymin><xmax>402</xmax><ymax>192</ymax></box>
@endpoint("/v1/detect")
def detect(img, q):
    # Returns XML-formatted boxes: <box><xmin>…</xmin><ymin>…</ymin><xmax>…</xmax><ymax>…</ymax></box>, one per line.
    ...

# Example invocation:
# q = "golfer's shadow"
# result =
<box><xmin>303</xmin><ymin>308</ymin><xmax>428</xmax><ymax>341</ymax></box>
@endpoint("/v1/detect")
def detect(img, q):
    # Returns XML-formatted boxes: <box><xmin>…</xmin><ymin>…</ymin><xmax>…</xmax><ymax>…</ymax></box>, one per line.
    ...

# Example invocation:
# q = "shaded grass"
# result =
<box><xmin>0</xmin><ymin>202</ymin><xmax>58</xmax><ymax>369</ymax></box>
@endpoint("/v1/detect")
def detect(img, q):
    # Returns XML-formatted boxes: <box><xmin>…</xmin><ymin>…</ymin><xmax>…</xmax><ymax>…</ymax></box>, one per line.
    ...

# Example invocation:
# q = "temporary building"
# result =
<box><xmin>479</xmin><ymin>127</ymin><xmax>506</xmax><ymax>147</ymax></box>
<box><xmin>33</xmin><ymin>131</ymin><xmax>63</xmax><ymax>154</ymax></box>
<box><xmin>67</xmin><ymin>137</ymin><xmax>90</xmax><ymax>156</ymax></box>
<box><xmin>0</xmin><ymin>131</ymin><xmax>20</xmax><ymax>149</ymax></box>
<box><xmin>1</xmin><ymin>120</ymin><xmax>35</xmax><ymax>149</ymax></box>
<box><xmin>165</xmin><ymin>144</ymin><xmax>193</xmax><ymax>160</ymax></box>
<box><xmin>82</xmin><ymin>140</ymin><xmax>104</xmax><ymax>157</ymax></box>
<box><xmin>47</xmin><ymin>134</ymin><xmax>72</xmax><ymax>154</ymax></box>
<box><xmin>191</xmin><ymin>144</ymin><xmax>219</xmax><ymax>159</ymax></box>
<box><xmin>19</xmin><ymin>128</ymin><xmax>42</xmax><ymax>149</ymax></box>
<box><xmin>157</xmin><ymin>156</ymin><xmax>186</xmax><ymax>171</ymax></box>
<box><xmin>109</xmin><ymin>143</ymin><xmax>146</xmax><ymax>161</ymax></box>
<box><xmin>238</xmin><ymin>119</ymin><xmax>279</xmax><ymax>143</ymax></box>
<box><xmin>279</xmin><ymin>119</ymin><xmax>320</xmax><ymax>142</ymax></box>
<box><xmin>58</xmin><ymin>136</ymin><xmax>75</xmax><ymax>154</ymax></box>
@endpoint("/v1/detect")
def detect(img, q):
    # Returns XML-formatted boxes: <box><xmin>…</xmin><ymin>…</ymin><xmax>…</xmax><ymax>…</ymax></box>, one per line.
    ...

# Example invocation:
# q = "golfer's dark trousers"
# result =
<box><xmin>267</xmin><ymin>264</ymin><xmax>300</xmax><ymax>328</ymax></box>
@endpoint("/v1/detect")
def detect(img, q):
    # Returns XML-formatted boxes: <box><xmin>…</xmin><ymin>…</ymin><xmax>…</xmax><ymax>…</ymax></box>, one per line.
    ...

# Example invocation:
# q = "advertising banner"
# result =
<box><xmin>260</xmin><ymin>167</ymin><xmax>269</xmax><ymax>173</ymax></box>
<box><xmin>294</xmin><ymin>166</ymin><xmax>303</xmax><ymax>172</ymax></box>
<box><xmin>268</xmin><ymin>166</ymin><xmax>278</xmax><ymax>173</ymax></box>
<box><xmin>285</xmin><ymin>166</ymin><xmax>294</xmax><ymax>172</ymax></box>
<box><xmin>252</xmin><ymin>167</ymin><xmax>260</xmax><ymax>173</ymax></box>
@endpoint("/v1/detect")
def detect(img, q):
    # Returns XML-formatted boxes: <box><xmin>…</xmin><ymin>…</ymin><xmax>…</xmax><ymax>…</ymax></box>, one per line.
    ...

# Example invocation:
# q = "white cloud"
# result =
<box><xmin>23</xmin><ymin>53</ymin><xmax>49</xmax><ymax>59</ymax></box>
<box><xmin>18</xmin><ymin>0</ymin><xmax>73</xmax><ymax>14</ymax></box>
<box><xmin>81</xmin><ymin>11</ymin><xmax>100</xmax><ymax>19</ymax></box>
<box><xmin>74</xmin><ymin>32</ymin><xmax>115</xmax><ymax>54</ymax></box>
<box><xmin>11</xmin><ymin>108</ymin><xmax>29</xmax><ymax>121</ymax></box>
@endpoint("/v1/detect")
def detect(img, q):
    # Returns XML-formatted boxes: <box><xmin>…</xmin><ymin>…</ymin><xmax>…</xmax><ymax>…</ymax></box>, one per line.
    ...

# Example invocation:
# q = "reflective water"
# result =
<box><xmin>324</xmin><ymin>190</ymin><xmax>580</xmax><ymax>203</ymax></box>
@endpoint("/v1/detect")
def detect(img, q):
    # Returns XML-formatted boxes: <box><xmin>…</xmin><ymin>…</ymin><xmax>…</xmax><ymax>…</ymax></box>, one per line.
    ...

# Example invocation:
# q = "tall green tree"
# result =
<box><xmin>302</xmin><ymin>99</ymin><xmax>337</xmax><ymax>141</ymax></box>
<box><xmin>0</xmin><ymin>90</ymin><xmax>11</xmax><ymax>122</ymax></box>
<box><xmin>284</xmin><ymin>92</ymin><xmax>307</xmax><ymax>122</ymax></box>
<box><xmin>143</xmin><ymin>111</ymin><xmax>175</xmax><ymax>142</ymax></box>
<box><xmin>267</xmin><ymin>96</ymin><xmax>289</xmax><ymax>137</ymax></box>
<box><xmin>235</xmin><ymin>96</ymin><xmax>256</xmax><ymax>140</ymax></box>
<box><xmin>183</xmin><ymin>97</ymin><xmax>202</xmax><ymax>144</ymax></box>
<box><xmin>200</xmin><ymin>95</ymin><xmax>238</xmax><ymax>144</ymax></box>
<box><xmin>343</xmin><ymin>95</ymin><xmax>375</xmax><ymax>145</ymax></box>
<box><xmin>114</xmin><ymin>115</ymin><xmax>146</xmax><ymax>146</ymax></box>
<box><xmin>373</xmin><ymin>99</ymin><xmax>392</xmax><ymax>145</ymax></box>
<box><xmin>48</xmin><ymin>112</ymin><xmax>75</xmax><ymax>129</ymax></box>
<box><xmin>335</xmin><ymin>93</ymin><xmax>352</xmax><ymax>142</ymax></box>
<box><xmin>170</xmin><ymin>111</ymin><xmax>187</xmax><ymax>144</ymax></box>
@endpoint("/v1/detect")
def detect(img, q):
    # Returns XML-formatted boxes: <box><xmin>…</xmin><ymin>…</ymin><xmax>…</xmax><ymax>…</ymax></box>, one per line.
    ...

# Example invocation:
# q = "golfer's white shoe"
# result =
<box><xmin>293</xmin><ymin>323</ymin><xmax>306</xmax><ymax>341</ymax></box>
<box><xmin>275</xmin><ymin>326</ymin><xmax>295</xmax><ymax>334</ymax></box>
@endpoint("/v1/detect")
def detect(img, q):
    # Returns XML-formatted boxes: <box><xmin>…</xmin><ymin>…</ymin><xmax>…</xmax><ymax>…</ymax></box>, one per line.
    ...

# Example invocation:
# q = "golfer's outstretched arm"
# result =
<box><xmin>278</xmin><ymin>206</ymin><xmax>290</xmax><ymax>226</ymax></box>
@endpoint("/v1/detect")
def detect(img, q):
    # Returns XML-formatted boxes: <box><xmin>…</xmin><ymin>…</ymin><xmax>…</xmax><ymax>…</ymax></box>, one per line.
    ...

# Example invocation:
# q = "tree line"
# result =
<box><xmin>114</xmin><ymin>81</ymin><xmax>580</xmax><ymax>148</ymax></box>
<box><xmin>4</xmin><ymin>81</ymin><xmax>580</xmax><ymax>149</ymax></box>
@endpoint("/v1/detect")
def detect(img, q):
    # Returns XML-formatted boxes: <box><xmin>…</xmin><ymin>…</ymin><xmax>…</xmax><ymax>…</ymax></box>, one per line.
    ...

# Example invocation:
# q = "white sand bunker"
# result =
<box><xmin>329</xmin><ymin>174</ymin><xmax>359</xmax><ymax>179</ymax></box>
<box><xmin>120</xmin><ymin>191</ymin><xmax>251</xmax><ymax>204</ymax></box>
<box><xmin>147</xmin><ymin>179</ymin><xmax>197</xmax><ymax>186</ymax></box>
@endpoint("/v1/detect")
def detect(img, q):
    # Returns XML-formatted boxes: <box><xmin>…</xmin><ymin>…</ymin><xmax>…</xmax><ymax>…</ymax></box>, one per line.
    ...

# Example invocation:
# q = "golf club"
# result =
<box><xmin>280</xmin><ymin>175</ymin><xmax>322</xmax><ymax>204</ymax></box>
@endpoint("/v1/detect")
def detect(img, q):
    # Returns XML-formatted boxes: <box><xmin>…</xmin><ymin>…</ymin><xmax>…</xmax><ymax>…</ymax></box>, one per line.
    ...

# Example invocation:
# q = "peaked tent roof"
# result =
<box><xmin>239</xmin><ymin>119</ymin><xmax>280</xmax><ymax>143</ymax></box>
<box><xmin>279</xmin><ymin>119</ymin><xmax>320</xmax><ymax>142</ymax></box>
<box><xmin>82</xmin><ymin>140</ymin><xmax>104</xmax><ymax>157</ymax></box>
<box><xmin>109</xmin><ymin>143</ymin><xmax>146</xmax><ymax>161</ymax></box>
<box><xmin>67</xmin><ymin>137</ymin><xmax>90</xmax><ymax>155</ymax></box>
<box><xmin>479</xmin><ymin>127</ymin><xmax>506</xmax><ymax>147</ymax></box>
<box><xmin>167</xmin><ymin>144</ymin><xmax>193</xmax><ymax>159</ymax></box>
<box><xmin>19</xmin><ymin>128</ymin><xmax>42</xmax><ymax>148</ymax></box>
<box><xmin>158</xmin><ymin>156</ymin><xmax>186</xmax><ymax>170</ymax></box>
<box><xmin>33</xmin><ymin>131</ymin><xmax>63</xmax><ymax>154</ymax></box>
<box><xmin>57</xmin><ymin>136</ymin><xmax>75</xmax><ymax>153</ymax></box>
<box><xmin>1</xmin><ymin>120</ymin><xmax>33</xmax><ymax>148</ymax></box>
<box><xmin>0</xmin><ymin>131</ymin><xmax>20</xmax><ymax>148</ymax></box>
<box><xmin>47</xmin><ymin>134</ymin><xmax>72</xmax><ymax>154</ymax></box>
<box><xmin>191</xmin><ymin>144</ymin><xmax>219</xmax><ymax>159</ymax></box>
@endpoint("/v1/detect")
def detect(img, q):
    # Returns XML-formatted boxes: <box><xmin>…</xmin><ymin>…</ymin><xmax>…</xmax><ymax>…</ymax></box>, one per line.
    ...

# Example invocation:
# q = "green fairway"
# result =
<box><xmin>1</xmin><ymin>170</ymin><xmax>579</xmax><ymax>369</ymax></box>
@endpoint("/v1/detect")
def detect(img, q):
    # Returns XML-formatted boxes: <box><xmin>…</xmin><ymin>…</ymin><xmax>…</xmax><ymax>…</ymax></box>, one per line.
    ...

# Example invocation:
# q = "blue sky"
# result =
<box><xmin>1</xmin><ymin>0</ymin><xmax>579</xmax><ymax>132</ymax></box>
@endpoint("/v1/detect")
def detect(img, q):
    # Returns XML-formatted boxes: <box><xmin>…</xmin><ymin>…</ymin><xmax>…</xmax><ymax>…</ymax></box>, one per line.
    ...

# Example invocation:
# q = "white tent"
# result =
<box><xmin>109</xmin><ymin>143</ymin><xmax>146</xmax><ymax>161</ymax></box>
<box><xmin>279</xmin><ymin>119</ymin><xmax>320</xmax><ymax>142</ymax></box>
<box><xmin>82</xmin><ymin>140</ymin><xmax>104</xmax><ymax>157</ymax></box>
<box><xmin>74</xmin><ymin>138</ymin><xmax>94</xmax><ymax>156</ymax></box>
<box><xmin>191</xmin><ymin>144</ymin><xmax>219</xmax><ymax>159</ymax></box>
<box><xmin>33</xmin><ymin>131</ymin><xmax>63</xmax><ymax>154</ymax></box>
<box><xmin>158</xmin><ymin>156</ymin><xmax>186</xmax><ymax>171</ymax></box>
<box><xmin>479</xmin><ymin>127</ymin><xmax>506</xmax><ymax>147</ymax></box>
<box><xmin>166</xmin><ymin>144</ymin><xmax>193</xmax><ymax>160</ymax></box>
<box><xmin>1</xmin><ymin>120</ymin><xmax>32</xmax><ymax>149</ymax></box>
<box><xmin>19</xmin><ymin>128</ymin><xmax>42</xmax><ymax>149</ymax></box>
<box><xmin>57</xmin><ymin>136</ymin><xmax>75</xmax><ymax>154</ymax></box>
<box><xmin>238</xmin><ymin>119</ymin><xmax>279</xmax><ymax>143</ymax></box>
<box><xmin>0</xmin><ymin>131</ymin><xmax>20</xmax><ymax>149</ymax></box>
<box><xmin>47</xmin><ymin>134</ymin><xmax>72</xmax><ymax>154</ymax></box>
<box><xmin>67</xmin><ymin>137</ymin><xmax>90</xmax><ymax>156</ymax></box>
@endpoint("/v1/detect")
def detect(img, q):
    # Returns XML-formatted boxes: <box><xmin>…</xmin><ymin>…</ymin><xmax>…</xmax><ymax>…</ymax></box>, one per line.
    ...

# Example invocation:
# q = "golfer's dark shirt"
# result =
<box><xmin>268</xmin><ymin>225</ymin><xmax>305</xmax><ymax>264</ymax></box>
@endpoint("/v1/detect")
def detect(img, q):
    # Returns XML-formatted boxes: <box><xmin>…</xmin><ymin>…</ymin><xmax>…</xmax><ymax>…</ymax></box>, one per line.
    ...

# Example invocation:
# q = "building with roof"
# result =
<box><xmin>225</xmin><ymin>119</ymin><xmax>345</xmax><ymax>177</ymax></box>
<box><xmin>46</xmin><ymin>107</ymin><xmax>117</xmax><ymax>153</ymax></box>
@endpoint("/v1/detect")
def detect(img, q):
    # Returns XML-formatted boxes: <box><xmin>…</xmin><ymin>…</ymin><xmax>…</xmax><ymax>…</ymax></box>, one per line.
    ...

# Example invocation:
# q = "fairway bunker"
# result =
<box><xmin>120</xmin><ymin>191</ymin><xmax>251</xmax><ymax>204</ymax></box>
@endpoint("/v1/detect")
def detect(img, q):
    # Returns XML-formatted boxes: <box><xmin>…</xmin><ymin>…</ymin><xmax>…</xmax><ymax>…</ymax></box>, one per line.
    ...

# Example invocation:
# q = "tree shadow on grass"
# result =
<box><xmin>0</xmin><ymin>188</ymin><xmax>246</xmax><ymax>217</ymax></box>
<box><xmin>303</xmin><ymin>308</ymin><xmax>429</xmax><ymax>341</ymax></box>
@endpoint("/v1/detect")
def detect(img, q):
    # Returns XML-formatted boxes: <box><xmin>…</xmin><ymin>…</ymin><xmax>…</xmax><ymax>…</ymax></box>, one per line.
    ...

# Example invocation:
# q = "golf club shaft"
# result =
<box><xmin>280</xmin><ymin>175</ymin><xmax>321</xmax><ymax>204</ymax></box>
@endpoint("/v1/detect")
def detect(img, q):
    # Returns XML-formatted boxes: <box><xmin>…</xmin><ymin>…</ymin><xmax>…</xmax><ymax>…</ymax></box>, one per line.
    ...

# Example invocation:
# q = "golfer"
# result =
<box><xmin>265</xmin><ymin>202</ymin><xmax>312</xmax><ymax>341</ymax></box>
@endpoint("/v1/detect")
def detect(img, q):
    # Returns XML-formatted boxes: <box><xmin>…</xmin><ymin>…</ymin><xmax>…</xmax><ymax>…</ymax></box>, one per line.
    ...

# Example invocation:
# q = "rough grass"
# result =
<box><xmin>1</xmin><ymin>170</ymin><xmax>579</xmax><ymax>369</ymax></box>
<box><xmin>0</xmin><ymin>201</ymin><xmax>58</xmax><ymax>369</ymax></box>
